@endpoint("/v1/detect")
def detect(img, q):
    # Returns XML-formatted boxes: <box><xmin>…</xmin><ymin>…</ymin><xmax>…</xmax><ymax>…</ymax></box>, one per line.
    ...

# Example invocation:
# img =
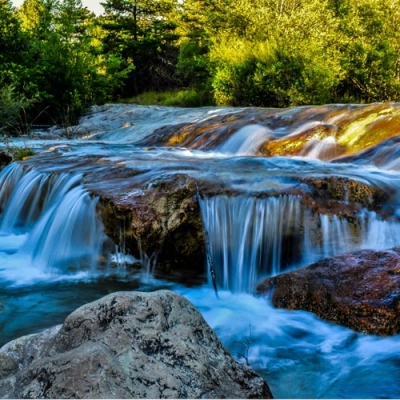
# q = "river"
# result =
<box><xmin>1</xmin><ymin>104</ymin><xmax>400</xmax><ymax>398</ymax></box>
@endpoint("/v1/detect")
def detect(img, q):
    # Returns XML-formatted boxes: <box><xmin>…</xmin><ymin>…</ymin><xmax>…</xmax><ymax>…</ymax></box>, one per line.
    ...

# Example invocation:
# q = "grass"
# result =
<box><xmin>12</xmin><ymin>146</ymin><xmax>35</xmax><ymax>160</ymax></box>
<box><xmin>120</xmin><ymin>89</ymin><xmax>215</xmax><ymax>108</ymax></box>
<box><xmin>2</xmin><ymin>135</ymin><xmax>35</xmax><ymax>161</ymax></box>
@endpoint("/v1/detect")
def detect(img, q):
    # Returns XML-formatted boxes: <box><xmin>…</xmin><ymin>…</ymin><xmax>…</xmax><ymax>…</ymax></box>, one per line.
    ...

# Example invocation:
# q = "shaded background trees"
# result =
<box><xmin>99</xmin><ymin>0</ymin><xmax>180</xmax><ymax>97</ymax></box>
<box><xmin>2</xmin><ymin>0</ymin><xmax>400</xmax><ymax>132</ymax></box>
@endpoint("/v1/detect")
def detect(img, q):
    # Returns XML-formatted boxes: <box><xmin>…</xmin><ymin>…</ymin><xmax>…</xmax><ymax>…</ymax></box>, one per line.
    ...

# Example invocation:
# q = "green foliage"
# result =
<box><xmin>123</xmin><ymin>89</ymin><xmax>214</xmax><ymax>107</ymax></box>
<box><xmin>2</xmin><ymin>135</ymin><xmax>35</xmax><ymax>160</ymax></box>
<box><xmin>0</xmin><ymin>85</ymin><xmax>33</xmax><ymax>132</ymax></box>
<box><xmin>0</xmin><ymin>0</ymin><xmax>30</xmax><ymax>82</ymax></box>
<box><xmin>211</xmin><ymin>38</ymin><xmax>341</xmax><ymax>107</ymax></box>
<box><xmin>10</xmin><ymin>146</ymin><xmax>35</xmax><ymax>161</ymax></box>
<box><xmin>334</xmin><ymin>0</ymin><xmax>400</xmax><ymax>102</ymax></box>
<box><xmin>162</xmin><ymin>89</ymin><xmax>214</xmax><ymax>107</ymax></box>
<box><xmin>5</xmin><ymin>0</ymin><xmax>131</xmax><ymax>129</ymax></box>
<box><xmin>178</xmin><ymin>0</ymin><xmax>400</xmax><ymax>106</ymax></box>
<box><xmin>19</xmin><ymin>0</ymin><xmax>120</xmax><ymax>122</ymax></box>
<box><xmin>177</xmin><ymin>39</ymin><xmax>211</xmax><ymax>90</ymax></box>
<box><xmin>100</xmin><ymin>0</ymin><xmax>180</xmax><ymax>96</ymax></box>
<box><xmin>0</xmin><ymin>0</ymin><xmax>399</xmax><ymax>125</ymax></box>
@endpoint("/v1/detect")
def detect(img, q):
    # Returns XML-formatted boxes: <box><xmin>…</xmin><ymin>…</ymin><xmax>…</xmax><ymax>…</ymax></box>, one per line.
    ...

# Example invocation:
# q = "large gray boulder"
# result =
<box><xmin>0</xmin><ymin>290</ymin><xmax>272</xmax><ymax>399</ymax></box>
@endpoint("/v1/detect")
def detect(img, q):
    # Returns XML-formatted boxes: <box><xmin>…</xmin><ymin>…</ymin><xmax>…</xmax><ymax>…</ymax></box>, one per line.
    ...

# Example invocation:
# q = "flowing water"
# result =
<box><xmin>200</xmin><ymin>195</ymin><xmax>400</xmax><ymax>293</ymax></box>
<box><xmin>1</xmin><ymin>104</ymin><xmax>400</xmax><ymax>398</ymax></box>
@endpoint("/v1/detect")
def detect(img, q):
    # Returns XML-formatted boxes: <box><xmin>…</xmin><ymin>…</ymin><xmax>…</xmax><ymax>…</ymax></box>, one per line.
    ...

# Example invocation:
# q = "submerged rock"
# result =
<box><xmin>257</xmin><ymin>248</ymin><xmax>400</xmax><ymax>335</ymax></box>
<box><xmin>261</xmin><ymin>123</ymin><xmax>343</xmax><ymax>159</ymax></box>
<box><xmin>136</xmin><ymin>108</ymin><xmax>274</xmax><ymax>150</ymax></box>
<box><xmin>334</xmin><ymin>135</ymin><xmax>400</xmax><ymax>171</ymax></box>
<box><xmin>0</xmin><ymin>290</ymin><xmax>272</xmax><ymax>399</ymax></box>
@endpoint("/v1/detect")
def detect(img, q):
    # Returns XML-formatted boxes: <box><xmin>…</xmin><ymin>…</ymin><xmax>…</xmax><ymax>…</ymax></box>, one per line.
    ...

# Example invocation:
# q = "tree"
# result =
<box><xmin>15</xmin><ymin>0</ymin><xmax>130</xmax><ymax>125</ymax></box>
<box><xmin>100</xmin><ymin>0</ymin><xmax>180</xmax><ymax>97</ymax></box>
<box><xmin>208</xmin><ymin>0</ymin><xmax>343</xmax><ymax>106</ymax></box>
<box><xmin>0</xmin><ymin>0</ymin><xmax>36</xmax><ymax>132</ymax></box>
<box><xmin>334</xmin><ymin>0</ymin><xmax>400</xmax><ymax>101</ymax></box>
<box><xmin>0</xmin><ymin>0</ymin><xmax>31</xmax><ymax>85</ymax></box>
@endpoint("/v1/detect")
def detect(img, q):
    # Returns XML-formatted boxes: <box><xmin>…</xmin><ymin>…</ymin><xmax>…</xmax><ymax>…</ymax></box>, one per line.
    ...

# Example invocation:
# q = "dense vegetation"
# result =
<box><xmin>1</xmin><ymin>0</ymin><xmax>400</xmax><ymax>133</ymax></box>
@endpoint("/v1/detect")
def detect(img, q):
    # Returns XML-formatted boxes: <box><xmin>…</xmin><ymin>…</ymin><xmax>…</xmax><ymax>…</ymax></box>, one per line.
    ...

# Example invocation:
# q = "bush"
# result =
<box><xmin>0</xmin><ymin>85</ymin><xmax>34</xmax><ymax>134</ymax></box>
<box><xmin>123</xmin><ymin>89</ymin><xmax>214</xmax><ymax>107</ymax></box>
<box><xmin>162</xmin><ymin>89</ymin><xmax>214</xmax><ymax>107</ymax></box>
<box><xmin>211</xmin><ymin>39</ymin><xmax>342</xmax><ymax>107</ymax></box>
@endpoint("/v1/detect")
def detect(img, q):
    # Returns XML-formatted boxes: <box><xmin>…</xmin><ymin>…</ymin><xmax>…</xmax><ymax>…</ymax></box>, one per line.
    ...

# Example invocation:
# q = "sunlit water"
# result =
<box><xmin>1</xmin><ymin>105</ymin><xmax>400</xmax><ymax>398</ymax></box>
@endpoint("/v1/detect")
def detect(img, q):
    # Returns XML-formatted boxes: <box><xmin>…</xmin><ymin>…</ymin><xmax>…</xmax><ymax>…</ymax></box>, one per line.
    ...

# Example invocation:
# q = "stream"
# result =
<box><xmin>1</xmin><ymin>104</ymin><xmax>400</xmax><ymax>398</ymax></box>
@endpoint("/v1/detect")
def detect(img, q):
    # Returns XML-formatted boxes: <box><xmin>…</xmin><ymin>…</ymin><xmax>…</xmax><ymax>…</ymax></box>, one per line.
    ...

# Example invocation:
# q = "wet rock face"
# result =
<box><xmin>300</xmin><ymin>175</ymin><xmax>390</xmax><ymax>217</ymax></box>
<box><xmin>0</xmin><ymin>290</ymin><xmax>273</xmax><ymax>399</ymax></box>
<box><xmin>0</xmin><ymin>151</ymin><xmax>12</xmax><ymax>169</ymax></box>
<box><xmin>261</xmin><ymin>124</ymin><xmax>343</xmax><ymax>159</ymax></box>
<box><xmin>257</xmin><ymin>249</ymin><xmax>400</xmax><ymax>335</ymax></box>
<box><xmin>97</xmin><ymin>168</ymin><xmax>391</xmax><ymax>279</ymax></box>
<box><xmin>135</xmin><ymin>109</ymin><xmax>275</xmax><ymax>150</ymax></box>
<box><xmin>99</xmin><ymin>174</ymin><xmax>206</xmax><ymax>276</ymax></box>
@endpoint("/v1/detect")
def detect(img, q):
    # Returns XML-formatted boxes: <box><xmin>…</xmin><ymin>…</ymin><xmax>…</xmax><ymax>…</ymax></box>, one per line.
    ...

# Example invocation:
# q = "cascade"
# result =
<box><xmin>199</xmin><ymin>195</ymin><xmax>303</xmax><ymax>292</ymax></box>
<box><xmin>218</xmin><ymin>124</ymin><xmax>272</xmax><ymax>155</ymax></box>
<box><xmin>200</xmin><ymin>194</ymin><xmax>400</xmax><ymax>293</ymax></box>
<box><xmin>299</xmin><ymin>137</ymin><xmax>339</xmax><ymax>160</ymax></box>
<box><xmin>1</xmin><ymin>105</ymin><xmax>400</xmax><ymax>398</ymax></box>
<box><xmin>359</xmin><ymin>210</ymin><xmax>400</xmax><ymax>250</ymax></box>
<box><xmin>319</xmin><ymin>214</ymin><xmax>355</xmax><ymax>257</ymax></box>
<box><xmin>0</xmin><ymin>164</ymin><xmax>108</xmax><ymax>282</ymax></box>
<box><xmin>0</xmin><ymin>164</ymin><xmax>82</xmax><ymax>233</ymax></box>
<box><xmin>23</xmin><ymin>185</ymin><xmax>105</xmax><ymax>272</ymax></box>
<box><xmin>0</xmin><ymin>163</ymin><xmax>26</xmax><ymax>214</ymax></box>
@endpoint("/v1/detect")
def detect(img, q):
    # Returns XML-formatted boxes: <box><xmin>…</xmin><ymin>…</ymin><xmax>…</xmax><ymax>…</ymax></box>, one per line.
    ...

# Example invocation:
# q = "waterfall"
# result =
<box><xmin>22</xmin><ymin>185</ymin><xmax>104</xmax><ymax>271</ymax></box>
<box><xmin>199</xmin><ymin>195</ymin><xmax>304</xmax><ymax>292</ymax></box>
<box><xmin>319</xmin><ymin>214</ymin><xmax>355</xmax><ymax>257</ymax></box>
<box><xmin>300</xmin><ymin>137</ymin><xmax>339</xmax><ymax>160</ymax></box>
<box><xmin>218</xmin><ymin>124</ymin><xmax>272</xmax><ymax>155</ymax></box>
<box><xmin>0</xmin><ymin>164</ymin><xmax>107</xmax><ymax>282</ymax></box>
<box><xmin>359</xmin><ymin>210</ymin><xmax>400</xmax><ymax>249</ymax></box>
<box><xmin>200</xmin><ymin>194</ymin><xmax>400</xmax><ymax>293</ymax></box>
<box><xmin>320</xmin><ymin>210</ymin><xmax>400</xmax><ymax>254</ymax></box>
<box><xmin>0</xmin><ymin>163</ymin><xmax>26</xmax><ymax>214</ymax></box>
<box><xmin>0</xmin><ymin>164</ymin><xmax>82</xmax><ymax>233</ymax></box>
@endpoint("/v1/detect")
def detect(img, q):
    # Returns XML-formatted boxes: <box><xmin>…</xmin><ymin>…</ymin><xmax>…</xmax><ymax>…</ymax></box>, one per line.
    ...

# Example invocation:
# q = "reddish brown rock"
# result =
<box><xmin>300</xmin><ymin>176</ymin><xmax>390</xmax><ymax>217</ymax></box>
<box><xmin>257</xmin><ymin>248</ymin><xmax>400</xmax><ymax>335</ymax></box>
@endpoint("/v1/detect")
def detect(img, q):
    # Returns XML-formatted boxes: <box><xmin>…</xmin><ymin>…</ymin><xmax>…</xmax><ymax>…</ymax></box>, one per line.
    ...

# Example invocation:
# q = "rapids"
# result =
<box><xmin>1</xmin><ymin>103</ymin><xmax>400</xmax><ymax>398</ymax></box>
